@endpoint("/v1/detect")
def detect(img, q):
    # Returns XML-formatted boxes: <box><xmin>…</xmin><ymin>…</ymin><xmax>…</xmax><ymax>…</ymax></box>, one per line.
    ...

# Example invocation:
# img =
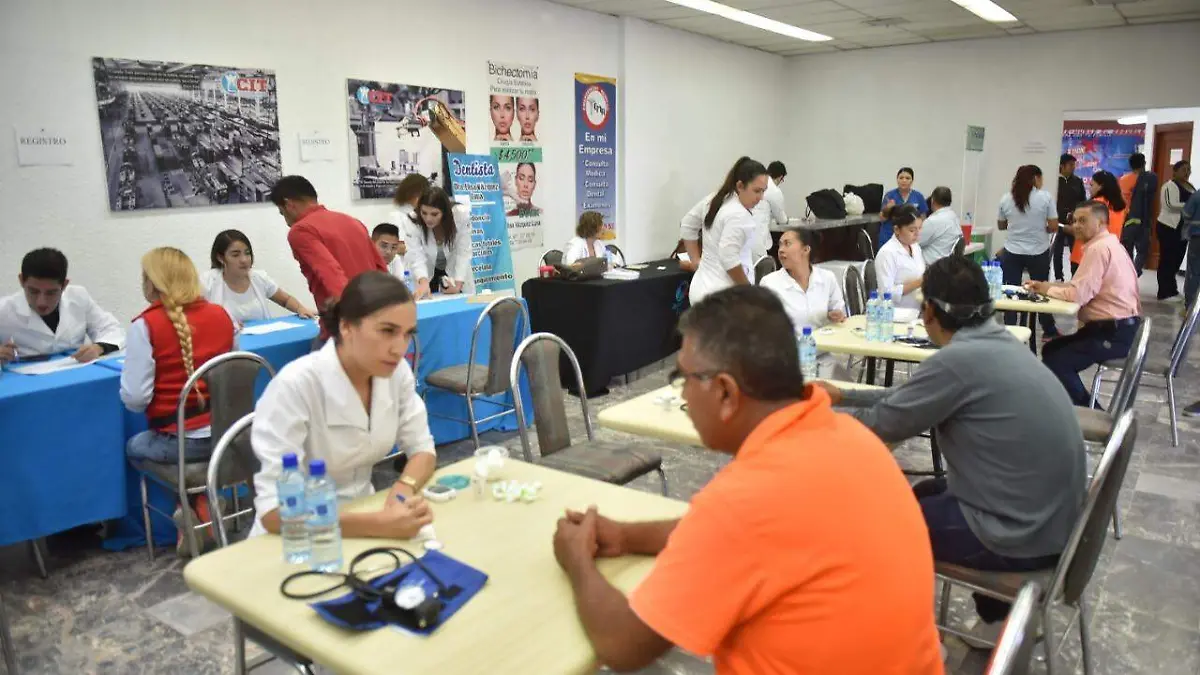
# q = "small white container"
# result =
<box><xmin>474</xmin><ymin>445</ymin><xmax>510</xmax><ymax>481</ymax></box>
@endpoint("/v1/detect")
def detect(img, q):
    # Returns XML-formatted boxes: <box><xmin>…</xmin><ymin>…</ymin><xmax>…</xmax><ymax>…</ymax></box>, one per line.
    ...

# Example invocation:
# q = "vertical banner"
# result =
<box><xmin>488</xmin><ymin>61</ymin><xmax>543</xmax><ymax>251</ymax></box>
<box><xmin>1062</xmin><ymin>121</ymin><xmax>1145</xmax><ymax>190</ymax></box>
<box><xmin>575</xmin><ymin>73</ymin><xmax>618</xmax><ymax>241</ymax></box>
<box><xmin>449</xmin><ymin>153</ymin><xmax>515</xmax><ymax>294</ymax></box>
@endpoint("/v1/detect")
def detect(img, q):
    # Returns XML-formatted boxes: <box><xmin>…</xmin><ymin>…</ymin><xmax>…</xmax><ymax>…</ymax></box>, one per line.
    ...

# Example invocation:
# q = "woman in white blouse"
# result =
<box><xmin>201</xmin><ymin>230</ymin><xmax>315</xmax><ymax>325</ymax></box>
<box><xmin>251</xmin><ymin>271</ymin><xmax>435</xmax><ymax>539</ymax></box>
<box><xmin>875</xmin><ymin>204</ymin><xmax>926</xmax><ymax>310</ymax></box>
<box><xmin>389</xmin><ymin>173</ymin><xmax>431</xmax><ymax>273</ymax></box>
<box><xmin>760</xmin><ymin>228</ymin><xmax>847</xmax><ymax>377</ymax></box>
<box><xmin>564</xmin><ymin>211</ymin><xmax>611</xmax><ymax>265</ymax></box>
<box><xmin>685</xmin><ymin>157</ymin><xmax>768</xmax><ymax>303</ymax></box>
<box><xmin>406</xmin><ymin>187</ymin><xmax>473</xmax><ymax>299</ymax></box>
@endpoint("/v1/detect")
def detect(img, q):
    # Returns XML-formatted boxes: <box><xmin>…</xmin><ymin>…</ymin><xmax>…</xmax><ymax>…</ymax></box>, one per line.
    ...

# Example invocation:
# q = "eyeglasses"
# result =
<box><xmin>668</xmin><ymin>366</ymin><xmax>719</xmax><ymax>390</ymax></box>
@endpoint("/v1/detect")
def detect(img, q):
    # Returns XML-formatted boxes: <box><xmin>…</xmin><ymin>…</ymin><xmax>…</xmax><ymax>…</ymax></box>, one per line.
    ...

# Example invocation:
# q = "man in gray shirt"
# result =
<box><xmin>821</xmin><ymin>256</ymin><xmax>1086</xmax><ymax>638</ymax></box>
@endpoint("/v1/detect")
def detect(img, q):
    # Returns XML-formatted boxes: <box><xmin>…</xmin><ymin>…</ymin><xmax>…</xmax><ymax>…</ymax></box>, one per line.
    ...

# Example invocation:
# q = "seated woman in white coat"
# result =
<box><xmin>0</xmin><ymin>248</ymin><xmax>124</xmax><ymax>364</ymax></box>
<box><xmin>875</xmin><ymin>204</ymin><xmax>927</xmax><ymax>311</ymax></box>
<box><xmin>251</xmin><ymin>271</ymin><xmax>436</xmax><ymax>539</ymax></box>
<box><xmin>760</xmin><ymin>228</ymin><xmax>847</xmax><ymax>376</ymax></box>
<box><xmin>564</xmin><ymin>211</ymin><xmax>617</xmax><ymax>266</ymax></box>
<box><xmin>684</xmin><ymin>157</ymin><xmax>769</xmax><ymax>303</ymax></box>
<box><xmin>200</xmin><ymin>230</ymin><xmax>315</xmax><ymax>325</ymax></box>
<box><xmin>405</xmin><ymin>187</ymin><xmax>473</xmax><ymax>299</ymax></box>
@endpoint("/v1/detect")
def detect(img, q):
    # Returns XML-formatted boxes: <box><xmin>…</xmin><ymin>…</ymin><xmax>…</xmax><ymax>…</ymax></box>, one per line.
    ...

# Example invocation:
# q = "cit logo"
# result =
<box><xmin>356</xmin><ymin>86</ymin><xmax>371</xmax><ymax>105</ymax></box>
<box><xmin>221</xmin><ymin>72</ymin><xmax>240</xmax><ymax>95</ymax></box>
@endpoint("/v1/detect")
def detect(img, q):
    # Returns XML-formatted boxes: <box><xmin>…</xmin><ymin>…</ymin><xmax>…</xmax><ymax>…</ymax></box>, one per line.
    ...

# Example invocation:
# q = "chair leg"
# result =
<box><xmin>1042</xmin><ymin>605</ymin><xmax>1057</xmax><ymax>675</ymax></box>
<box><xmin>465</xmin><ymin>393</ymin><xmax>481</xmax><ymax>450</ymax></box>
<box><xmin>28</xmin><ymin>539</ymin><xmax>47</xmax><ymax>579</ymax></box>
<box><xmin>1089</xmin><ymin>367</ymin><xmax>1104</xmax><ymax>408</ymax></box>
<box><xmin>182</xmin><ymin>500</ymin><xmax>201</xmax><ymax>560</ymax></box>
<box><xmin>1167</xmin><ymin>375</ymin><xmax>1179</xmax><ymax>447</ymax></box>
<box><xmin>234</xmin><ymin>619</ymin><xmax>247</xmax><ymax>675</ymax></box>
<box><xmin>0</xmin><ymin>594</ymin><xmax>17</xmax><ymax>675</ymax></box>
<box><xmin>656</xmin><ymin>468</ymin><xmax>669</xmax><ymax>497</ymax></box>
<box><xmin>936</xmin><ymin>580</ymin><xmax>951</xmax><ymax>627</ymax></box>
<box><xmin>1078</xmin><ymin>597</ymin><xmax>1094</xmax><ymax>675</ymax></box>
<box><xmin>232</xmin><ymin>487</ymin><xmax>242</xmax><ymax>534</ymax></box>
<box><xmin>1112</xmin><ymin>506</ymin><xmax>1123</xmax><ymax>540</ymax></box>
<box><xmin>140</xmin><ymin>474</ymin><xmax>156</xmax><ymax>563</ymax></box>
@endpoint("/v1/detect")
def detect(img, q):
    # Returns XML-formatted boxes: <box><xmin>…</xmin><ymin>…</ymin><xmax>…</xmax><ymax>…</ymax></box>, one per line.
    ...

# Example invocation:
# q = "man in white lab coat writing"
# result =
<box><xmin>753</xmin><ymin>161</ymin><xmax>789</xmax><ymax>261</ymax></box>
<box><xmin>0</xmin><ymin>248</ymin><xmax>124</xmax><ymax>363</ymax></box>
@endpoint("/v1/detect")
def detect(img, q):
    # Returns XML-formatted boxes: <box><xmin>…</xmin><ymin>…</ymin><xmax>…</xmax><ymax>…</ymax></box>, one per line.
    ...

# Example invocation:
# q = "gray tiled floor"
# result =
<box><xmin>3</xmin><ymin>280</ymin><xmax>1199</xmax><ymax>674</ymax></box>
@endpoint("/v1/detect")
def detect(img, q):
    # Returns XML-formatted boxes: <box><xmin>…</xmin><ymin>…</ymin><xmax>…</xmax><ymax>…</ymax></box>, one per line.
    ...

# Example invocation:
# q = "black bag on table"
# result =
<box><xmin>553</xmin><ymin>257</ymin><xmax>607</xmax><ymax>281</ymax></box>
<box><xmin>844</xmin><ymin>183</ymin><xmax>884</xmax><ymax>213</ymax></box>
<box><xmin>806</xmin><ymin>189</ymin><xmax>847</xmax><ymax>219</ymax></box>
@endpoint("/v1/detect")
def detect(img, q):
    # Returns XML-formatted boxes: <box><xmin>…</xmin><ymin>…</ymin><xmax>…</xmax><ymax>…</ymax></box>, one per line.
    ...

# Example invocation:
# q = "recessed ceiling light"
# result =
<box><xmin>662</xmin><ymin>0</ymin><xmax>833</xmax><ymax>42</ymax></box>
<box><xmin>1118</xmin><ymin>115</ymin><xmax>1148</xmax><ymax>125</ymax></box>
<box><xmin>948</xmin><ymin>0</ymin><xmax>1019</xmax><ymax>23</ymax></box>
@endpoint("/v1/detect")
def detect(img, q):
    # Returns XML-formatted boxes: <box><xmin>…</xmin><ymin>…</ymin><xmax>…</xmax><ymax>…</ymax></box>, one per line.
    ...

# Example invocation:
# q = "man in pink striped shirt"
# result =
<box><xmin>1025</xmin><ymin>200</ymin><xmax>1142</xmax><ymax>407</ymax></box>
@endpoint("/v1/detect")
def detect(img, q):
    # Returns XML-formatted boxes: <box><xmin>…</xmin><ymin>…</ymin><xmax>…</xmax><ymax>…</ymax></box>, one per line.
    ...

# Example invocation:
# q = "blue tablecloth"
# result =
<box><xmin>0</xmin><ymin>364</ymin><xmax>127</xmax><ymax>546</ymax></box>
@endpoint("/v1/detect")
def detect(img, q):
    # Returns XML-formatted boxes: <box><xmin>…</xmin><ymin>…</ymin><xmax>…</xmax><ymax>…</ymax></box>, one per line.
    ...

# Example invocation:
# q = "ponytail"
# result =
<box><xmin>703</xmin><ymin>157</ymin><xmax>767</xmax><ymax>229</ymax></box>
<box><xmin>1012</xmin><ymin>165</ymin><xmax>1038</xmax><ymax>213</ymax></box>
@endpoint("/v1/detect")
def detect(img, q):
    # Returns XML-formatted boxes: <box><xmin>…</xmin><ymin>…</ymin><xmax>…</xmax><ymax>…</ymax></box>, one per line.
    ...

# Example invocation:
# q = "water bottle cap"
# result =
<box><xmin>883</xmin><ymin>293</ymin><xmax>893</xmax><ymax>300</ymax></box>
<box><xmin>282</xmin><ymin>453</ymin><xmax>299</xmax><ymax>470</ymax></box>
<box><xmin>869</xmin><ymin>290</ymin><xmax>878</xmax><ymax>299</ymax></box>
<box><xmin>403</xmin><ymin>271</ymin><xmax>411</xmax><ymax>277</ymax></box>
<box><xmin>309</xmin><ymin>459</ymin><xmax>326</xmax><ymax>477</ymax></box>
<box><xmin>802</xmin><ymin>326</ymin><xmax>813</xmax><ymax>335</ymax></box>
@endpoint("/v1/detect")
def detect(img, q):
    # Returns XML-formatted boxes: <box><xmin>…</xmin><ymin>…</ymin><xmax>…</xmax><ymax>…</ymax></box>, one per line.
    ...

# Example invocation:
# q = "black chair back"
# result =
<box><xmin>753</xmin><ymin>256</ymin><xmax>776</xmax><ymax>284</ymax></box>
<box><xmin>844</xmin><ymin>266</ymin><xmax>866</xmax><ymax>316</ymax></box>
<box><xmin>864</xmin><ymin>260</ymin><xmax>878</xmax><ymax>296</ymax></box>
<box><xmin>953</xmin><ymin>236</ymin><xmax>966</xmax><ymax>256</ymax></box>
<box><xmin>541</xmin><ymin>250</ymin><xmax>563</xmax><ymax>266</ymax></box>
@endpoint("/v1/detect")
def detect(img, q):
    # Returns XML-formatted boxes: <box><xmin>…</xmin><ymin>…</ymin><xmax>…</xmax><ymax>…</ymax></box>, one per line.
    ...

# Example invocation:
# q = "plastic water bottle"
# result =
<box><xmin>604</xmin><ymin>247</ymin><xmax>615</xmax><ymax>270</ymax></box>
<box><xmin>881</xmin><ymin>293</ymin><xmax>895</xmax><ymax>342</ymax></box>
<box><xmin>866</xmin><ymin>291</ymin><xmax>880</xmax><ymax>342</ymax></box>
<box><xmin>306</xmin><ymin>460</ymin><xmax>342</xmax><ymax>572</ymax></box>
<box><xmin>798</xmin><ymin>327</ymin><xmax>818</xmax><ymax>380</ymax></box>
<box><xmin>988</xmin><ymin>261</ymin><xmax>1002</xmax><ymax>300</ymax></box>
<box><xmin>278</xmin><ymin>453</ymin><xmax>310</xmax><ymax>564</ymax></box>
<box><xmin>402</xmin><ymin>271</ymin><xmax>414</xmax><ymax>294</ymax></box>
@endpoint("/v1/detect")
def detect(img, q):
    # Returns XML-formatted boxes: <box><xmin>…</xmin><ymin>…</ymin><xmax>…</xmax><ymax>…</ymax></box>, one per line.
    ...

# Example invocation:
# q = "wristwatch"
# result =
<box><xmin>399</xmin><ymin>475</ymin><xmax>420</xmax><ymax>491</ymax></box>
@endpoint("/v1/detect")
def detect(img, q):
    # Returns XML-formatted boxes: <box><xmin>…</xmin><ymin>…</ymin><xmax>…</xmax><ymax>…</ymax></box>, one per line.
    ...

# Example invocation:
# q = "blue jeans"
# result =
<box><xmin>916</xmin><ymin>479</ymin><xmax>1059</xmax><ymax>623</ymax></box>
<box><xmin>1186</xmin><ymin>236</ymin><xmax>1200</xmax><ymax>307</ymax></box>
<box><xmin>126</xmin><ymin>430</ymin><xmax>212</xmax><ymax>463</ymax></box>
<box><xmin>1042</xmin><ymin>320</ymin><xmax>1138</xmax><ymax>407</ymax></box>
<box><xmin>1000</xmin><ymin>249</ymin><xmax>1058</xmax><ymax>334</ymax></box>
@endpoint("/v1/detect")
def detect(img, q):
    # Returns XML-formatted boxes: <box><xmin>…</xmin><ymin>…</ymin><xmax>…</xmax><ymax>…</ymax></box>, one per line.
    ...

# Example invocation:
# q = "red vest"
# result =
<box><xmin>137</xmin><ymin>299</ymin><xmax>235</xmax><ymax>433</ymax></box>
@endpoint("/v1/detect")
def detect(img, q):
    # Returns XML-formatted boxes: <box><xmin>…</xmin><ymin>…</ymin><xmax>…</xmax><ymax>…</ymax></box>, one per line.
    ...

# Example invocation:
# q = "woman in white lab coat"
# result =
<box><xmin>686</xmin><ymin>157</ymin><xmax>769</xmax><ymax>303</ymax></box>
<box><xmin>251</xmin><ymin>270</ymin><xmax>436</xmax><ymax>539</ymax></box>
<box><xmin>875</xmin><ymin>204</ymin><xmax>926</xmax><ymax>310</ymax></box>
<box><xmin>0</xmin><ymin>247</ymin><xmax>124</xmax><ymax>363</ymax></box>
<box><xmin>389</xmin><ymin>173</ymin><xmax>432</xmax><ymax>275</ymax></box>
<box><xmin>200</xmin><ymin>230</ymin><xmax>315</xmax><ymax>325</ymax></box>
<box><xmin>564</xmin><ymin>211</ymin><xmax>611</xmax><ymax>265</ymax></box>
<box><xmin>405</xmin><ymin>187</ymin><xmax>474</xmax><ymax>299</ymax></box>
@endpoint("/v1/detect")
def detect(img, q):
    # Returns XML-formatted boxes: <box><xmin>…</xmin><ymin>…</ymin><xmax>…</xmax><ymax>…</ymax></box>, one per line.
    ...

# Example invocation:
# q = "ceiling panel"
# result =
<box><xmin>547</xmin><ymin>0</ymin><xmax>1200</xmax><ymax>55</ymax></box>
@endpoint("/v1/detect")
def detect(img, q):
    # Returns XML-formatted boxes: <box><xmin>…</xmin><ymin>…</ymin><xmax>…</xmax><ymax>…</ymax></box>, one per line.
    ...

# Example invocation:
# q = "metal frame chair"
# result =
<box><xmin>936</xmin><ymin>409</ymin><xmax>1138</xmax><ymax>675</ymax></box>
<box><xmin>753</xmin><ymin>255</ymin><xmax>776</xmax><ymax>285</ymax></box>
<box><xmin>135</xmin><ymin>351</ymin><xmax>275</xmax><ymax>561</ymax></box>
<box><xmin>863</xmin><ymin>259</ymin><xmax>878</xmax><ymax>297</ymax></box>
<box><xmin>856</xmin><ymin>228</ymin><xmax>875</xmax><ymax>260</ymax></box>
<box><xmin>604</xmin><ymin>244</ymin><xmax>625</xmax><ymax>267</ymax></box>
<box><xmin>984</xmin><ymin>581</ymin><xmax>1041</xmax><ymax>675</ymax></box>
<box><xmin>1</xmin><ymin>592</ymin><xmax>17</xmax><ymax>675</ymax></box>
<box><xmin>510</xmin><ymin>333</ymin><xmax>667</xmax><ymax>495</ymax></box>
<box><xmin>541</xmin><ymin>249</ymin><xmax>563</xmax><ymax>267</ymax></box>
<box><xmin>424</xmin><ymin>297</ymin><xmax>529</xmax><ymax>449</ymax></box>
<box><xmin>206</xmin><ymin>414</ymin><xmax>316</xmax><ymax>675</ymax></box>
<box><xmin>1087</xmin><ymin>317</ymin><xmax>1154</xmax><ymax>414</ymax></box>
<box><xmin>953</xmin><ymin>236</ymin><xmax>966</xmax><ymax>257</ymax></box>
<box><xmin>1092</xmin><ymin>300</ymin><xmax>1198</xmax><ymax>446</ymax></box>
<box><xmin>844</xmin><ymin>265</ymin><xmax>867</xmax><ymax>316</ymax></box>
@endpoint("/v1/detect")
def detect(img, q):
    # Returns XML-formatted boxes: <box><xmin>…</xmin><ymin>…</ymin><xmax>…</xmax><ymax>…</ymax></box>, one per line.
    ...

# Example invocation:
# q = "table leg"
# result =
<box><xmin>884</xmin><ymin>360</ymin><xmax>895</xmax><ymax>387</ymax></box>
<box><xmin>866</xmin><ymin>357</ymin><xmax>877</xmax><ymax>385</ymax></box>
<box><xmin>1026</xmin><ymin>311</ymin><xmax>1038</xmax><ymax>355</ymax></box>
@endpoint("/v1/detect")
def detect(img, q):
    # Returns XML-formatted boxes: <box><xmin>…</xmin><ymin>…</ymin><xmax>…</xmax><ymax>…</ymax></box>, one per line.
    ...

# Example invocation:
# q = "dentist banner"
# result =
<box><xmin>488</xmin><ymin>61</ymin><xmax>543</xmax><ymax>250</ymax></box>
<box><xmin>448</xmin><ymin>153</ymin><xmax>515</xmax><ymax>294</ymax></box>
<box><xmin>574</xmin><ymin>73</ymin><xmax>618</xmax><ymax>241</ymax></box>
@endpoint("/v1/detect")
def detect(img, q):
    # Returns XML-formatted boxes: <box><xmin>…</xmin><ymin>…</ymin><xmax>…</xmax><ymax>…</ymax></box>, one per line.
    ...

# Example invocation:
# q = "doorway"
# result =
<box><xmin>1150</xmin><ymin>122</ymin><xmax>1193</xmax><ymax>270</ymax></box>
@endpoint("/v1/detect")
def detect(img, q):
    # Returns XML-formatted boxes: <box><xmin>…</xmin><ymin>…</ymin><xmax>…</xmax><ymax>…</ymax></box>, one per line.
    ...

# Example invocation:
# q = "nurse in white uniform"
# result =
<box><xmin>0</xmin><ymin>247</ymin><xmax>124</xmax><ymax>363</ymax></box>
<box><xmin>760</xmin><ymin>228</ymin><xmax>846</xmax><ymax>376</ymax></box>
<box><xmin>683</xmin><ymin>157</ymin><xmax>769</xmax><ymax>304</ymax></box>
<box><xmin>875</xmin><ymin>204</ymin><xmax>927</xmax><ymax>311</ymax></box>
<box><xmin>251</xmin><ymin>270</ymin><xmax>436</xmax><ymax>539</ymax></box>
<box><xmin>200</xmin><ymin>230</ymin><xmax>315</xmax><ymax>325</ymax></box>
<box><xmin>406</xmin><ymin>187</ymin><xmax>474</xmax><ymax>299</ymax></box>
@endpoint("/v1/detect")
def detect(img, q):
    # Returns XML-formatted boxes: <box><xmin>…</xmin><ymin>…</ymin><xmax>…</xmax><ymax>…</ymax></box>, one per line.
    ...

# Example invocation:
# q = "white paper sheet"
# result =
<box><xmin>9</xmin><ymin>357</ymin><xmax>88</xmax><ymax>375</ymax></box>
<box><xmin>241</xmin><ymin>321</ymin><xmax>307</xmax><ymax>335</ymax></box>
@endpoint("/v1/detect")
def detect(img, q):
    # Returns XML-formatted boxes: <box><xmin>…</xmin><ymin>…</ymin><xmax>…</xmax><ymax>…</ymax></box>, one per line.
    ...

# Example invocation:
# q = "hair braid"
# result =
<box><xmin>141</xmin><ymin>247</ymin><xmax>206</xmax><ymax>406</ymax></box>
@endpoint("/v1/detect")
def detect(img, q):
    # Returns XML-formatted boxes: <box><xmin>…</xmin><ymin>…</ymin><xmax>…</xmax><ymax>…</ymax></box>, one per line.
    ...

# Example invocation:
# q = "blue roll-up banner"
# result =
<box><xmin>574</xmin><ymin>73</ymin><xmax>618</xmax><ymax>241</ymax></box>
<box><xmin>449</xmin><ymin>153</ymin><xmax>516</xmax><ymax>293</ymax></box>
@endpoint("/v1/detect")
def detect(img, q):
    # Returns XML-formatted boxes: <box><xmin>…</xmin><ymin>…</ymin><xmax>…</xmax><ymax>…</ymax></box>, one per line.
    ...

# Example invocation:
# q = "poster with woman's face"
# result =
<box><xmin>487</xmin><ymin>61</ymin><xmax>544</xmax><ymax>250</ymax></box>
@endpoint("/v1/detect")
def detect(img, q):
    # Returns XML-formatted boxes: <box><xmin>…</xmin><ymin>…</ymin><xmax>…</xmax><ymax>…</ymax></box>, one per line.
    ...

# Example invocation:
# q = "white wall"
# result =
<box><xmin>620</xmin><ymin>17</ymin><xmax>785</xmax><ymax>260</ymax></box>
<box><xmin>782</xmin><ymin>22</ymin><xmax>1200</xmax><ymax>250</ymax></box>
<box><xmin>0</xmin><ymin>0</ymin><xmax>625</xmax><ymax>322</ymax></box>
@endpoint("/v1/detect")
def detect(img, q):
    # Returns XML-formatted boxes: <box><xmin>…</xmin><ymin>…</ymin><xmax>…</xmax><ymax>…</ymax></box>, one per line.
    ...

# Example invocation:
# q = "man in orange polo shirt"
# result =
<box><xmin>551</xmin><ymin>286</ymin><xmax>943</xmax><ymax>674</ymax></box>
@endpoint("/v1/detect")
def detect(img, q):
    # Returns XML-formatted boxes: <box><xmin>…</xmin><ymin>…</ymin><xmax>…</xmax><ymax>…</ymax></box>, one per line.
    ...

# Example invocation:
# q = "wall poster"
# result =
<box><xmin>574</xmin><ymin>73</ymin><xmax>617</xmax><ymax>241</ymax></box>
<box><xmin>488</xmin><ymin>61</ymin><xmax>543</xmax><ymax>250</ymax></box>
<box><xmin>448</xmin><ymin>153</ymin><xmax>515</xmax><ymax>294</ymax></box>
<box><xmin>92</xmin><ymin>57</ymin><xmax>281</xmax><ymax>211</ymax></box>
<box><xmin>1062</xmin><ymin>121</ymin><xmax>1145</xmax><ymax>190</ymax></box>
<box><xmin>347</xmin><ymin>79</ymin><xmax>466</xmax><ymax>199</ymax></box>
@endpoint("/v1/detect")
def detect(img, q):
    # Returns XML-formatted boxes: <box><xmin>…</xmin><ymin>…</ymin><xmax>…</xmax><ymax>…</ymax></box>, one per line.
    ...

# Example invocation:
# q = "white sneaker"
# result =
<box><xmin>960</xmin><ymin>618</ymin><xmax>1003</xmax><ymax>650</ymax></box>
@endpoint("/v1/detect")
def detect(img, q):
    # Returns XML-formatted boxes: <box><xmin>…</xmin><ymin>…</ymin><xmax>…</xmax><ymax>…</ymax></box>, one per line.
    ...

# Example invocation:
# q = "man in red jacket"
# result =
<box><xmin>270</xmin><ymin>175</ymin><xmax>386</xmax><ymax>313</ymax></box>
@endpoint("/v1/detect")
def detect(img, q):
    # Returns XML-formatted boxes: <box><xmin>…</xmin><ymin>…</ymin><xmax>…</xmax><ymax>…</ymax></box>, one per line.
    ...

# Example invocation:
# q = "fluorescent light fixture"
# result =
<box><xmin>1118</xmin><ymin>114</ymin><xmax>1148</xmax><ymax>125</ymax></box>
<box><xmin>948</xmin><ymin>0</ymin><xmax>1019</xmax><ymax>23</ymax></box>
<box><xmin>662</xmin><ymin>0</ymin><xmax>833</xmax><ymax>42</ymax></box>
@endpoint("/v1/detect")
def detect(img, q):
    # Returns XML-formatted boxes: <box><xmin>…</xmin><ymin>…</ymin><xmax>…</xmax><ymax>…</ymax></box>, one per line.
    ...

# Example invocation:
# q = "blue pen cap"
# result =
<box><xmin>802</xmin><ymin>326</ymin><xmax>813</xmax><ymax>336</ymax></box>
<box><xmin>282</xmin><ymin>453</ymin><xmax>299</xmax><ymax>470</ymax></box>
<box><xmin>309</xmin><ymin>459</ymin><xmax>326</xmax><ymax>477</ymax></box>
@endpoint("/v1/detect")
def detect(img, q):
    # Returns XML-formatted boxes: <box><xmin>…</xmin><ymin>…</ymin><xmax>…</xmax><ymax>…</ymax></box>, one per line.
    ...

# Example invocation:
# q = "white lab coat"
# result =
<box><xmin>404</xmin><ymin>200</ymin><xmax>474</xmax><ymax>294</ymax></box>
<box><xmin>563</xmin><ymin>237</ymin><xmax>608</xmax><ymax>265</ymax></box>
<box><xmin>751</xmin><ymin>177</ymin><xmax>788</xmax><ymax>257</ymax></box>
<box><xmin>0</xmin><ymin>285</ymin><xmax>124</xmax><ymax>357</ymax></box>
<box><xmin>875</xmin><ymin>237</ymin><xmax>926</xmax><ymax>310</ymax></box>
<box><xmin>250</xmin><ymin>340</ymin><xmax>435</xmax><ymax>536</ymax></box>
<box><xmin>686</xmin><ymin>194</ymin><xmax>757</xmax><ymax>304</ymax></box>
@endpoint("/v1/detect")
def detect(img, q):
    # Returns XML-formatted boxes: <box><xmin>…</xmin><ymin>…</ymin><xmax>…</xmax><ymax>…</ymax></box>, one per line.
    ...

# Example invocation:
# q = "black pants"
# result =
<box><xmin>1122</xmin><ymin>222</ymin><xmax>1151</xmax><ymax>276</ymax></box>
<box><xmin>1043</xmin><ymin>319</ymin><xmax>1139</xmax><ymax>407</ymax></box>
<box><xmin>1000</xmin><ymin>250</ymin><xmax>1058</xmax><ymax>334</ymax></box>
<box><xmin>1156</xmin><ymin>221</ymin><xmax>1188</xmax><ymax>299</ymax></box>
<box><xmin>1052</xmin><ymin>229</ymin><xmax>1074</xmax><ymax>281</ymax></box>
<box><xmin>916</xmin><ymin>479</ymin><xmax>1059</xmax><ymax>623</ymax></box>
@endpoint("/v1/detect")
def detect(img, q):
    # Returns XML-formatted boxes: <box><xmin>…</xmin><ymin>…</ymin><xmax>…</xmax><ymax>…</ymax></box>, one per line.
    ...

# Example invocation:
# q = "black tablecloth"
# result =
<box><xmin>521</xmin><ymin>259</ymin><xmax>693</xmax><ymax>396</ymax></box>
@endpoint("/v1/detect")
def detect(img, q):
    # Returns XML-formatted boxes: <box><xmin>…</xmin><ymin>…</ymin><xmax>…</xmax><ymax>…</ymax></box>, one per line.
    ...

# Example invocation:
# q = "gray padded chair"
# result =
<box><xmin>984</xmin><ymin>581</ymin><xmax>1041</xmax><ymax>675</ymax></box>
<box><xmin>425</xmin><ymin>297</ymin><xmax>529</xmax><ymax>449</ymax></box>
<box><xmin>953</xmin><ymin>236</ymin><xmax>966</xmax><ymax>257</ymax></box>
<box><xmin>541</xmin><ymin>249</ymin><xmax>563</xmax><ymax>266</ymax></box>
<box><xmin>753</xmin><ymin>255</ymin><xmax>777</xmax><ymax>285</ymax></box>
<box><xmin>863</xmin><ymin>259</ymin><xmax>878</xmax><ymax>297</ymax></box>
<box><xmin>510</xmin><ymin>333</ymin><xmax>667</xmax><ymax>495</ymax></box>
<box><xmin>134</xmin><ymin>351</ymin><xmax>275</xmax><ymax>561</ymax></box>
<box><xmin>1</xmin><ymin>592</ymin><xmax>16</xmax><ymax>675</ymax></box>
<box><xmin>1092</xmin><ymin>299</ymin><xmax>1197</xmax><ymax>446</ymax></box>
<box><xmin>937</xmin><ymin>410</ymin><xmax>1137</xmax><ymax>675</ymax></box>
<box><xmin>207</xmin><ymin>414</ymin><xmax>315</xmax><ymax>675</ymax></box>
<box><xmin>844</xmin><ymin>265</ymin><xmax>867</xmax><ymax>316</ymax></box>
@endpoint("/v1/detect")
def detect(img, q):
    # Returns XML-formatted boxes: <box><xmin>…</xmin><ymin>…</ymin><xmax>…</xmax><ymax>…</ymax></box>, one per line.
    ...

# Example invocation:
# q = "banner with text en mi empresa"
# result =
<box><xmin>574</xmin><ymin>73</ymin><xmax>617</xmax><ymax>241</ymax></box>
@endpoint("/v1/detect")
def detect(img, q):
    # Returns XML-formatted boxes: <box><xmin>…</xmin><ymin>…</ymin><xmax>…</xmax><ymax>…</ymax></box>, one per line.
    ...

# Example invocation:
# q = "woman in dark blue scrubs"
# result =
<box><xmin>879</xmin><ymin>167</ymin><xmax>928</xmax><ymax>250</ymax></box>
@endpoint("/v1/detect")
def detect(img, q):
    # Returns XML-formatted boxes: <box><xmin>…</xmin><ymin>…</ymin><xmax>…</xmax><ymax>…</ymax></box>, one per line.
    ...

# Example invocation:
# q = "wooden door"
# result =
<box><xmin>1149</xmin><ymin>123</ymin><xmax>1194</xmax><ymax>269</ymax></box>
